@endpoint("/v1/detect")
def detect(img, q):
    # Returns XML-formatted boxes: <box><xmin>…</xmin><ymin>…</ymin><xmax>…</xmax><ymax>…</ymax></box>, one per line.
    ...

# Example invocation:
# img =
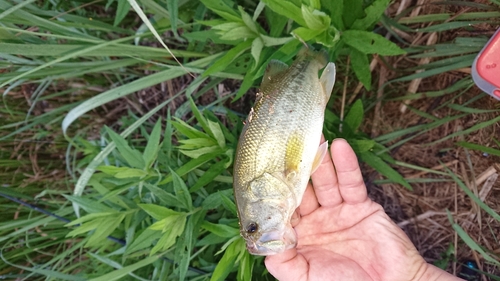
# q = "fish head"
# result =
<box><xmin>238</xmin><ymin>174</ymin><xmax>297</xmax><ymax>255</ymax></box>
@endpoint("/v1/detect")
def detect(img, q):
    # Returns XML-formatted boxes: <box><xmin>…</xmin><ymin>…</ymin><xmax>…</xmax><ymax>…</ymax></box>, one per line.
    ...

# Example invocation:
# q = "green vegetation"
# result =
<box><xmin>1</xmin><ymin>0</ymin><xmax>499</xmax><ymax>280</ymax></box>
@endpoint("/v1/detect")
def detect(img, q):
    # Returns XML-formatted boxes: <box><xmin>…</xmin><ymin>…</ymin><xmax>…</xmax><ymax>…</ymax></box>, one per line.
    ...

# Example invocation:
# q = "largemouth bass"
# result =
<box><xmin>233</xmin><ymin>47</ymin><xmax>336</xmax><ymax>255</ymax></box>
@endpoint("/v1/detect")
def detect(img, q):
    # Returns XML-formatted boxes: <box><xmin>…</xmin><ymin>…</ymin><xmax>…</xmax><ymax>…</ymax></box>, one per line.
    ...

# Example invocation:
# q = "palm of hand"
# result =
<box><xmin>265</xmin><ymin>139</ymin><xmax>426</xmax><ymax>281</ymax></box>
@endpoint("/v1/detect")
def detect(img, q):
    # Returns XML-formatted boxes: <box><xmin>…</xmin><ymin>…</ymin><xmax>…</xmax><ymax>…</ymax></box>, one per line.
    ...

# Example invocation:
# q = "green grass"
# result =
<box><xmin>1</xmin><ymin>0</ymin><xmax>500</xmax><ymax>280</ymax></box>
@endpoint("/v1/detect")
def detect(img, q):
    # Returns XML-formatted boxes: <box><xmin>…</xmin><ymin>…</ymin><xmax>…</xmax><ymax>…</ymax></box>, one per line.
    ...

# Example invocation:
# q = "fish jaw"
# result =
<box><xmin>245</xmin><ymin>224</ymin><xmax>297</xmax><ymax>256</ymax></box>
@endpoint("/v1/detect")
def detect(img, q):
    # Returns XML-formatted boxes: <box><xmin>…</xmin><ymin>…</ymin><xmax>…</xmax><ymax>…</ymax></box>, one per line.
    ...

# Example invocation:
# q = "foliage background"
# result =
<box><xmin>0</xmin><ymin>0</ymin><xmax>499</xmax><ymax>280</ymax></box>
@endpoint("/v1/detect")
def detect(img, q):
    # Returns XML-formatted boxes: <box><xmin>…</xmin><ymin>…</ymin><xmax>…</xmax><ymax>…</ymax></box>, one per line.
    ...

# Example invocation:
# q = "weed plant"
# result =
<box><xmin>0</xmin><ymin>0</ymin><xmax>499</xmax><ymax>280</ymax></box>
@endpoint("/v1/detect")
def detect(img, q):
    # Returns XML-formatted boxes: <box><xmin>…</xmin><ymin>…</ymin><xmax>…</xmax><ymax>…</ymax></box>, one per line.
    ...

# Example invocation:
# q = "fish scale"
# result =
<box><xmin>233</xmin><ymin>47</ymin><xmax>336</xmax><ymax>255</ymax></box>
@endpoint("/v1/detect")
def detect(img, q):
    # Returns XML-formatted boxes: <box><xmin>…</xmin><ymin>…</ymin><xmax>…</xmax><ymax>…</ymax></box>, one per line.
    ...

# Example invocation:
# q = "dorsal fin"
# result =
<box><xmin>297</xmin><ymin>46</ymin><xmax>328</xmax><ymax>68</ymax></box>
<box><xmin>262</xmin><ymin>60</ymin><xmax>288</xmax><ymax>87</ymax></box>
<box><xmin>320</xmin><ymin>62</ymin><xmax>336</xmax><ymax>102</ymax></box>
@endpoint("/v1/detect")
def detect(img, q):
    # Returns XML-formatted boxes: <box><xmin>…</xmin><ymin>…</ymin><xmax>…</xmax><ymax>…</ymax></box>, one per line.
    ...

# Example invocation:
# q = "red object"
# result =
<box><xmin>472</xmin><ymin>28</ymin><xmax>500</xmax><ymax>100</ymax></box>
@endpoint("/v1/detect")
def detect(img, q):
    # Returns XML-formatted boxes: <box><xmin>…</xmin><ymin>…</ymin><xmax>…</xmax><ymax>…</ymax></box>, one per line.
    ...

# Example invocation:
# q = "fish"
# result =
<box><xmin>233</xmin><ymin>47</ymin><xmax>336</xmax><ymax>256</ymax></box>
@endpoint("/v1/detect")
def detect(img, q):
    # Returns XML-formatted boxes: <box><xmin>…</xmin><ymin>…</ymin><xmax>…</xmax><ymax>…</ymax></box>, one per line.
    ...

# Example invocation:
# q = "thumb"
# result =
<box><xmin>265</xmin><ymin>249</ymin><xmax>307</xmax><ymax>281</ymax></box>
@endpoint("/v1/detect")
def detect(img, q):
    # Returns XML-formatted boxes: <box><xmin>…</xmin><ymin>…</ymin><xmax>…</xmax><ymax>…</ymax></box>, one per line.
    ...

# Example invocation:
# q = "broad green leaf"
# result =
<box><xmin>196</xmin><ymin>233</ymin><xmax>229</xmax><ymax>247</ymax></box>
<box><xmin>65</xmin><ymin>211</ymin><xmax>118</xmax><ymax>226</ymax></box>
<box><xmin>178</xmin><ymin>138</ymin><xmax>217</xmax><ymax>149</ymax></box>
<box><xmin>344</xmin><ymin>99</ymin><xmax>364</xmax><ymax>132</ymax></box>
<box><xmin>292</xmin><ymin>27</ymin><xmax>323</xmax><ymax>41</ymax></box>
<box><xmin>114</xmin><ymin>168</ymin><xmax>148</xmax><ymax>179</ymax></box>
<box><xmin>89</xmin><ymin>175</ymin><xmax>128</xmax><ymax>208</ymax></box>
<box><xmin>201</xmin><ymin>221</ymin><xmax>239</xmax><ymax>238</ymax></box>
<box><xmin>301</xmin><ymin>5</ymin><xmax>330</xmax><ymax>30</ymax></box>
<box><xmin>67</xmin><ymin>218</ymin><xmax>103</xmax><ymax>235</ymax></box>
<box><xmin>150</xmin><ymin>216</ymin><xmax>186</xmax><ymax>254</ymax></box>
<box><xmin>143</xmin><ymin>118</ymin><xmax>162</xmax><ymax>168</ymax></box>
<box><xmin>113</xmin><ymin>0</ymin><xmax>130</xmax><ymax>26</ymax></box>
<box><xmin>180</xmin><ymin>145</ymin><xmax>220</xmax><ymax>159</ymax></box>
<box><xmin>159</xmin><ymin>151</ymin><xmax>225</xmax><ymax>184</ymax></box>
<box><xmin>237</xmin><ymin>250</ymin><xmax>254</xmax><ymax>281</ymax></box>
<box><xmin>189</xmin><ymin>98</ymin><xmax>211</xmax><ymax>135</ymax></box>
<box><xmin>456</xmin><ymin>141</ymin><xmax>500</xmax><ymax>157</ymax></box>
<box><xmin>351</xmin><ymin>0</ymin><xmax>391</xmax><ymax>30</ymax></box>
<box><xmin>261</xmin><ymin>0</ymin><xmax>306</xmax><ymax>27</ymax></box>
<box><xmin>219</xmin><ymin>26</ymin><xmax>256</xmax><ymax>41</ymax></box>
<box><xmin>203</xmin><ymin>40</ymin><xmax>252</xmax><ymax>76</ymax></box>
<box><xmin>175</xmin><ymin>210</ymin><xmax>205</xmax><ymax>281</ymax></box>
<box><xmin>105</xmin><ymin>126</ymin><xmax>145</xmax><ymax>169</ymax></box>
<box><xmin>86</xmin><ymin>214</ymin><xmax>126</xmax><ymax>247</ymax></box>
<box><xmin>342</xmin><ymin>0</ymin><xmax>364</xmax><ymax>28</ymax></box>
<box><xmin>359</xmin><ymin>152</ymin><xmax>412</xmax><ymax>190</ymax></box>
<box><xmin>172</xmin><ymin>118</ymin><xmax>210</xmax><ymax>140</ymax></box>
<box><xmin>221</xmin><ymin>193</ymin><xmax>238</xmax><ymax>216</ymax></box>
<box><xmin>210</xmin><ymin>238</ymin><xmax>241</xmax><ymax>281</ymax></box>
<box><xmin>260</xmin><ymin>34</ymin><xmax>294</xmax><ymax>47</ymax></box>
<box><xmin>202</xmin><ymin>189</ymin><xmax>234</xmax><ymax>210</ymax></box>
<box><xmin>200</xmin><ymin>0</ymin><xmax>241</xmax><ymax>22</ymax></box>
<box><xmin>190</xmin><ymin>159</ymin><xmax>230</xmax><ymax>192</ymax></box>
<box><xmin>265</xmin><ymin>6</ymin><xmax>288</xmax><ymax>37</ymax></box>
<box><xmin>239</xmin><ymin>6</ymin><xmax>259</xmax><ymax>34</ymax></box>
<box><xmin>342</xmin><ymin>30</ymin><xmax>406</xmax><ymax>55</ymax></box>
<box><xmin>321</xmin><ymin>0</ymin><xmax>344</xmax><ymax>30</ymax></box>
<box><xmin>138</xmin><ymin>204</ymin><xmax>183</xmax><ymax>221</ymax></box>
<box><xmin>64</xmin><ymin>195</ymin><xmax>116</xmax><ymax>213</ymax></box>
<box><xmin>96</xmin><ymin>165</ymin><xmax>127</xmax><ymax>176</ymax></box>
<box><xmin>350</xmin><ymin>139</ymin><xmax>375</xmax><ymax>153</ymax></box>
<box><xmin>350</xmin><ymin>48</ymin><xmax>371</xmax><ymax>90</ymax></box>
<box><xmin>315</xmin><ymin>26</ymin><xmax>340</xmax><ymax>47</ymax></box>
<box><xmin>207</xmin><ymin>120</ymin><xmax>226</xmax><ymax>148</ymax></box>
<box><xmin>170</xmin><ymin>168</ymin><xmax>193</xmax><ymax>210</ymax></box>
<box><xmin>143</xmin><ymin>183</ymin><xmax>186</xmax><ymax>209</ymax></box>
<box><xmin>251</xmin><ymin>37</ymin><xmax>264</xmax><ymax>67</ymax></box>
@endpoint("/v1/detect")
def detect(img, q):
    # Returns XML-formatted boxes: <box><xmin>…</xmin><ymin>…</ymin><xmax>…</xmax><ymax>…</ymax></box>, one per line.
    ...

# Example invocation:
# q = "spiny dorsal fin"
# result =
<box><xmin>320</xmin><ymin>63</ymin><xmax>336</xmax><ymax>102</ymax></box>
<box><xmin>262</xmin><ymin>60</ymin><xmax>288</xmax><ymax>87</ymax></box>
<box><xmin>296</xmin><ymin>46</ymin><xmax>328</xmax><ymax>68</ymax></box>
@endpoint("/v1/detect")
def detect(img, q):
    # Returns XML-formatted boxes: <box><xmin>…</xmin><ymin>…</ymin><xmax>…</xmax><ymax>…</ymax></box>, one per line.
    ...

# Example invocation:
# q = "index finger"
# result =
<box><xmin>330</xmin><ymin>138</ymin><xmax>367</xmax><ymax>205</ymax></box>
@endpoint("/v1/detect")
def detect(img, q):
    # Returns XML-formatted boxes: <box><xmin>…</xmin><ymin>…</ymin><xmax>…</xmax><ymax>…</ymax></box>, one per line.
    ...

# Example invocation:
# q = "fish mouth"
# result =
<box><xmin>246</xmin><ymin>227</ymin><xmax>297</xmax><ymax>256</ymax></box>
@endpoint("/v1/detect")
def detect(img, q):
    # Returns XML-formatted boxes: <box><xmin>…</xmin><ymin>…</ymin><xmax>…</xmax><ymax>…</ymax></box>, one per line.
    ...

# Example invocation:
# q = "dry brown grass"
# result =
<box><xmin>343</xmin><ymin>0</ymin><xmax>500</xmax><ymax>278</ymax></box>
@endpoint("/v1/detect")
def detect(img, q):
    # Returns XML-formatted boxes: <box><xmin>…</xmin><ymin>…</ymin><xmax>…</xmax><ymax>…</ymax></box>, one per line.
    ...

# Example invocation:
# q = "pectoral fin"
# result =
<box><xmin>311</xmin><ymin>141</ymin><xmax>328</xmax><ymax>174</ymax></box>
<box><xmin>320</xmin><ymin>63</ymin><xmax>336</xmax><ymax>102</ymax></box>
<box><xmin>285</xmin><ymin>132</ymin><xmax>304</xmax><ymax>180</ymax></box>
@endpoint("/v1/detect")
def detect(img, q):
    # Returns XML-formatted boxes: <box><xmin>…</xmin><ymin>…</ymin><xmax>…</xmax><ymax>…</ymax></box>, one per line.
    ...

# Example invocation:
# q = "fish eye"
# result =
<box><xmin>246</xmin><ymin>222</ymin><xmax>258</xmax><ymax>234</ymax></box>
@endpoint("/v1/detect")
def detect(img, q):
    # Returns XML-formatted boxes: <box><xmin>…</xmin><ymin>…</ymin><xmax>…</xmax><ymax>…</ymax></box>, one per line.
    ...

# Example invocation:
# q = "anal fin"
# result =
<box><xmin>311</xmin><ymin>141</ymin><xmax>328</xmax><ymax>174</ymax></box>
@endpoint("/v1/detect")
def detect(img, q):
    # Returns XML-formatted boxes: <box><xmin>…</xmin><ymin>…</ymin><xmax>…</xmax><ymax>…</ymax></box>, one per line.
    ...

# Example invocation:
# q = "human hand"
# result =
<box><xmin>265</xmin><ymin>138</ymin><xmax>463</xmax><ymax>281</ymax></box>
